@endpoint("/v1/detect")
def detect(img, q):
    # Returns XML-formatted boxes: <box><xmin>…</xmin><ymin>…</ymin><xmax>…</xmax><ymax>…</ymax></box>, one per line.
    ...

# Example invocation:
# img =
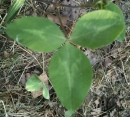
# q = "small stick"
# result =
<box><xmin>0</xmin><ymin>100</ymin><xmax>8</xmax><ymax>117</ymax></box>
<box><xmin>54</xmin><ymin>3</ymin><xmax>68</xmax><ymax>38</ymax></box>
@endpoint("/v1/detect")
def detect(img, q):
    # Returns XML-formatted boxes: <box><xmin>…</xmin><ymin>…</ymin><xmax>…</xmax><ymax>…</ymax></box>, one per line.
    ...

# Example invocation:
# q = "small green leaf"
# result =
<box><xmin>26</xmin><ymin>74</ymin><xmax>42</xmax><ymax>91</ymax></box>
<box><xmin>49</xmin><ymin>42</ymin><xmax>93</xmax><ymax>110</ymax></box>
<box><xmin>6</xmin><ymin>17</ymin><xmax>66</xmax><ymax>52</ymax></box>
<box><xmin>42</xmin><ymin>82</ymin><xmax>50</xmax><ymax>100</ymax></box>
<box><xmin>5</xmin><ymin>0</ymin><xmax>25</xmax><ymax>23</ymax></box>
<box><xmin>104</xmin><ymin>2</ymin><xmax>125</xmax><ymax>41</ymax></box>
<box><xmin>70</xmin><ymin>10</ymin><xmax>124</xmax><ymax>49</ymax></box>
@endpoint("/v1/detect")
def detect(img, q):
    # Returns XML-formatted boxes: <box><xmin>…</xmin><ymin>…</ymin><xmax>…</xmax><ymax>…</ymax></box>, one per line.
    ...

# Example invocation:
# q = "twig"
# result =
<box><xmin>0</xmin><ymin>100</ymin><xmax>8</xmax><ymax>117</ymax></box>
<box><xmin>120</xmin><ymin>59</ymin><xmax>129</xmax><ymax>85</ymax></box>
<box><xmin>18</xmin><ymin>46</ymin><xmax>42</xmax><ymax>68</ymax></box>
<box><xmin>42</xmin><ymin>52</ymin><xmax>44</xmax><ymax>72</ymax></box>
<box><xmin>17</xmin><ymin>58</ymin><xmax>35</xmax><ymax>85</ymax></box>
<box><xmin>30</xmin><ymin>0</ymin><xmax>37</xmax><ymax>15</ymax></box>
<box><xmin>55</xmin><ymin>3</ymin><xmax>68</xmax><ymax>38</ymax></box>
<box><xmin>0</xmin><ymin>13</ymin><xmax>7</xmax><ymax>25</ymax></box>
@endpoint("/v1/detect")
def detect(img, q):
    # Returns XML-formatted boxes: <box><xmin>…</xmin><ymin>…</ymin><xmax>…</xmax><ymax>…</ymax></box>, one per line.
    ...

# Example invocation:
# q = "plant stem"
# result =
<box><xmin>0</xmin><ymin>100</ymin><xmax>8</xmax><ymax>117</ymax></box>
<box><xmin>42</xmin><ymin>52</ymin><xmax>44</xmax><ymax>72</ymax></box>
<box><xmin>55</xmin><ymin>4</ymin><xmax>68</xmax><ymax>38</ymax></box>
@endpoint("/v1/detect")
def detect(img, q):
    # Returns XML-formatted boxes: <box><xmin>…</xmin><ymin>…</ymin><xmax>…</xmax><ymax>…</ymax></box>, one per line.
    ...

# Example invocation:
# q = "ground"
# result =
<box><xmin>0</xmin><ymin>0</ymin><xmax>130</xmax><ymax>117</ymax></box>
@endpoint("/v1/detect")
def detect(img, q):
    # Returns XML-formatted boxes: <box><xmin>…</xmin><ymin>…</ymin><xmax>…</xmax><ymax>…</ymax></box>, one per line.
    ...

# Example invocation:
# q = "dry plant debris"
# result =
<box><xmin>0</xmin><ymin>0</ymin><xmax>130</xmax><ymax>117</ymax></box>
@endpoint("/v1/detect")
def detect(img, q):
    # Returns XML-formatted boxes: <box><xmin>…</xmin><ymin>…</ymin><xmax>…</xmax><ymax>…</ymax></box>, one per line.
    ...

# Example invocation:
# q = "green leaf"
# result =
<box><xmin>5</xmin><ymin>17</ymin><xmax>66</xmax><ymax>52</ymax></box>
<box><xmin>104</xmin><ymin>2</ymin><xmax>125</xmax><ymax>41</ymax></box>
<box><xmin>70</xmin><ymin>10</ymin><xmax>124</xmax><ymax>49</ymax></box>
<box><xmin>65</xmin><ymin>110</ymin><xmax>75</xmax><ymax>117</ymax></box>
<box><xmin>5</xmin><ymin>0</ymin><xmax>25</xmax><ymax>23</ymax></box>
<box><xmin>49</xmin><ymin>42</ymin><xmax>93</xmax><ymax>110</ymax></box>
<box><xmin>26</xmin><ymin>74</ymin><xmax>42</xmax><ymax>91</ymax></box>
<box><xmin>42</xmin><ymin>82</ymin><xmax>50</xmax><ymax>100</ymax></box>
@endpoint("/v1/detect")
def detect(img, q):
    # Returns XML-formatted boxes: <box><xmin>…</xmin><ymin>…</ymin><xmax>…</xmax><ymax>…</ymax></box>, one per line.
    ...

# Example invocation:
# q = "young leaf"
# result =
<box><xmin>42</xmin><ymin>82</ymin><xmax>50</xmax><ymax>100</ymax></box>
<box><xmin>26</xmin><ymin>74</ymin><xmax>42</xmax><ymax>91</ymax></box>
<box><xmin>5</xmin><ymin>0</ymin><xmax>25</xmax><ymax>23</ymax></box>
<box><xmin>70</xmin><ymin>10</ymin><xmax>124</xmax><ymax>49</ymax></box>
<box><xmin>104</xmin><ymin>2</ymin><xmax>125</xmax><ymax>41</ymax></box>
<box><xmin>49</xmin><ymin>42</ymin><xmax>93</xmax><ymax>111</ymax></box>
<box><xmin>6</xmin><ymin>17</ymin><xmax>66</xmax><ymax>52</ymax></box>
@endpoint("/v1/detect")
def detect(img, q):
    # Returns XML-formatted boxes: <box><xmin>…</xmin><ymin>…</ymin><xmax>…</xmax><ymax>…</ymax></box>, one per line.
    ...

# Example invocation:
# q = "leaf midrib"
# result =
<box><xmin>66</xmin><ymin>44</ymin><xmax>73</xmax><ymax>109</ymax></box>
<box><xmin>11</xmin><ymin>28</ymin><xmax>66</xmax><ymax>41</ymax></box>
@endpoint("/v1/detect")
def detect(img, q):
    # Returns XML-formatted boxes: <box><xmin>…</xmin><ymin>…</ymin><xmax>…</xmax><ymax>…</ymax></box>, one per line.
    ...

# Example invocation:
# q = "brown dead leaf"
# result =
<box><xmin>85</xmin><ymin>92</ymin><xmax>91</xmax><ymax>105</ymax></box>
<box><xmin>4</xmin><ymin>51</ymin><xmax>10</xmax><ymax>58</ymax></box>
<box><xmin>46</xmin><ymin>4</ymin><xmax>55</xmax><ymax>12</ymax></box>
<box><xmin>47</xmin><ymin>14</ymin><xmax>69</xmax><ymax>26</ymax></box>
<box><xmin>84</xmin><ymin>49</ymin><xmax>100</xmax><ymax>65</ymax></box>
<box><xmin>39</xmin><ymin>72</ymin><xmax>48</xmax><ymax>85</ymax></box>
<box><xmin>32</xmin><ymin>72</ymin><xmax>49</xmax><ymax>98</ymax></box>
<box><xmin>104</xmin><ymin>57</ymin><xmax>112</xmax><ymax>68</ymax></box>
<box><xmin>32</xmin><ymin>90</ymin><xmax>42</xmax><ymax>98</ymax></box>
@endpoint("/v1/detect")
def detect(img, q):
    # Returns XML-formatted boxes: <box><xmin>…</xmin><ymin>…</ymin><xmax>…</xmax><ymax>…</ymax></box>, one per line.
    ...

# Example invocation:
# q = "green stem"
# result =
<box><xmin>42</xmin><ymin>52</ymin><xmax>44</xmax><ymax>72</ymax></box>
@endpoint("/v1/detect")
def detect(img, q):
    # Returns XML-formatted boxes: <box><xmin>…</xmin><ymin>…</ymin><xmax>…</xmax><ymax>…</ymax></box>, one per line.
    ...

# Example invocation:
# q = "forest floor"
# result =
<box><xmin>0</xmin><ymin>0</ymin><xmax>130</xmax><ymax>117</ymax></box>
